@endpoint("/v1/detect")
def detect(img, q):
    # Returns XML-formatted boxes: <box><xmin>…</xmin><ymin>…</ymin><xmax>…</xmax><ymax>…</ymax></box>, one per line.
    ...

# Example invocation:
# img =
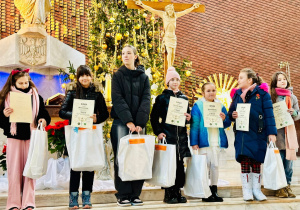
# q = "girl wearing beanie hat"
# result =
<box><xmin>150</xmin><ymin>67</ymin><xmax>191</xmax><ymax>204</ymax></box>
<box><xmin>165</xmin><ymin>67</ymin><xmax>181</xmax><ymax>86</ymax></box>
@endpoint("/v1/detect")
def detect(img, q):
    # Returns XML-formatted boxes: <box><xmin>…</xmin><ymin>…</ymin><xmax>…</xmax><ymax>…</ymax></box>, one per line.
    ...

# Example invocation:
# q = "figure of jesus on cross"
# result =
<box><xmin>132</xmin><ymin>0</ymin><xmax>203</xmax><ymax>69</ymax></box>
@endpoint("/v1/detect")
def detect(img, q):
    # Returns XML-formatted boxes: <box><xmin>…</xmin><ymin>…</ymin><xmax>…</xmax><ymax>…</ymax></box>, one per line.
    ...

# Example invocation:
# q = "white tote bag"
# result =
<box><xmin>118</xmin><ymin>133</ymin><xmax>155</xmax><ymax>181</ymax></box>
<box><xmin>65</xmin><ymin>124</ymin><xmax>106</xmax><ymax>171</ymax></box>
<box><xmin>263</xmin><ymin>142</ymin><xmax>287</xmax><ymax>190</ymax></box>
<box><xmin>146</xmin><ymin>138</ymin><xmax>176</xmax><ymax>187</ymax></box>
<box><xmin>183</xmin><ymin>150</ymin><xmax>211</xmax><ymax>198</ymax></box>
<box><xmin>23</xmin><ymin>123</ymin><xmax>48</xmax><ymax>179</ymax></box>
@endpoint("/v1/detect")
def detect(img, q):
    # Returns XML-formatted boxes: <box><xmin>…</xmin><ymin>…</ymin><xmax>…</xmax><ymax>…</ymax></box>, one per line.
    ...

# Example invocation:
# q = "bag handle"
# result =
<box><xmin>37</xmin><ymin>122</ymin><xmax>45</xmax><ymax>132</ymax></box>
<box><xmin>158</xmin><ymin>137</ymin><xmax>167</xmax><ymax>145</ymax></box>
<box><xmin>162</xmin><ymin>137</ymin><xmax>167</xmax><ymax>144</ymax></box>
<box><xmin>129</xmin><ymin>131</ymin><xmax>141</xmax><ymax>138</ymax></box>
<box><xmin>193</xmin><ymin>149</ymin><xmax>200</xmax><ymax>155</ymax></box>
<box><xmin>268</xmin><ymin>141</ymin><xmax>277</xmax><ymax>148</ymax></box>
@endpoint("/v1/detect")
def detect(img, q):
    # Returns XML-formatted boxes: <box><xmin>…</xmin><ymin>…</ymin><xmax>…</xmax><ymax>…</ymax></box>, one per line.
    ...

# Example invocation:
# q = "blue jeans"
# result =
<box><xmin>279</xmin><ymin>150</ymin><xmax>293</xmax><ymax>185</ymax></box>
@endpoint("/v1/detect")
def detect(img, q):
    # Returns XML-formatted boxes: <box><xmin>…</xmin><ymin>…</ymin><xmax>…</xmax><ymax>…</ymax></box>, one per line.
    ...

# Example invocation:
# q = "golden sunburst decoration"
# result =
<box><xmin>193</xmin><ymin>73</ymin><xmax>238</xmax><ymax>109</ymax></box>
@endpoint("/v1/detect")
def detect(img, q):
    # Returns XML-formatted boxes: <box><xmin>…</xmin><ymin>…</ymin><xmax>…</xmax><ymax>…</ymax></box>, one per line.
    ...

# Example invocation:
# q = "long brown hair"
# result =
<box><xmin>0</xmin><ymin>68</ymin><xmax>36</xmax><ymax>110</ymax></box>
<box><xmin>270</xmin><ymin>71</ymin><xmax>290</xmax><ymax>103</ymax></box>
<box><xmin>123</xmin><ymin>45</ymin><xmax>140</xmax><ymax>67</ymax></box>
<box><xmin>240</xmin><ymin>67</ymin><xmax>264</xmax><ymax>86</ymax></box>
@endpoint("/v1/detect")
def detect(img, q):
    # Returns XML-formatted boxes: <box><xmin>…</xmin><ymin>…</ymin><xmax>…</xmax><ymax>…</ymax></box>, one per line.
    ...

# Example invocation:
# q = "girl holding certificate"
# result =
<box><xmin>0</xmin><ymin>68</ymin><xmax>51</xmax><ymax>210</ymax></box>
<box><xmin>228</xmin><ymin>68</ymin><xmax>277</xmax><ymax>201</ymax></box>
<box><xmin>59</xmin><ymin>65</ymin><xmax>109</xmax><ymax>209</ymax></box>
<box><xmin>150</xmin><ymin>67</ymin><xmax>191</xmax><ymax>204</ymax></box>
<box><xmin>110</xmin><ymin>45</ymin><xmax>151</xmax><ymax>207</ymax></box>
<box><xmin>190</xmin><ymin>82</ymin><xmax>231</xmax><ymax>202</ymax></box>
<box><xmin>270</xmin><ymin>71</ymin><xmax>299</xmax><ymax>198</ymax></box>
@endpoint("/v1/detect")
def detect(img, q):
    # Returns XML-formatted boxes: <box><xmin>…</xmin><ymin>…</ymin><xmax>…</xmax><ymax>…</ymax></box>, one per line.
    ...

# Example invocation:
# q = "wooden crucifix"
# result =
<box><xmin>127</xmin><ymin>0</ymin><xmax>205</xmax><ymax>78</ymax></box>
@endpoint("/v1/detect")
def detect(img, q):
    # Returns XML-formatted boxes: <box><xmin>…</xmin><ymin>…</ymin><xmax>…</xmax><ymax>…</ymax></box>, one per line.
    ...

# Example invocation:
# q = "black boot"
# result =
<box><xmin>163</xmin><ymin>188</ymin><xmax>178</xmax><ymax>204</ymax></box>
<box><xmin>211</xmin><ymin>185</ymin><xmax>223</xmax><ymax>202</ymax></box>
<box><xmin>202</xmin><ymin>186</ymin><xmax>217</xmax><ymax>202</ymax></box>
<box><xmin>175</xmin><ymin>188</ymin><xmax>187</xmax><ymax>203</ymax></box>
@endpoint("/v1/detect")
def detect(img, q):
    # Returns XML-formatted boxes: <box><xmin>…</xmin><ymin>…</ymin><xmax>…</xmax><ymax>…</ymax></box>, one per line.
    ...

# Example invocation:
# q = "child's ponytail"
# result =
<box><xmin>240</xmin><ymin>68</ymin><xmax>264</xmax><ymax>86</ymax></box>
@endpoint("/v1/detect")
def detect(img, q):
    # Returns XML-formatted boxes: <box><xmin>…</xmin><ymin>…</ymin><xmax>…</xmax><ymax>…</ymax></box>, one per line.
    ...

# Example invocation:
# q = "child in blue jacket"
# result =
<box><xmin>228</xmin><ymin>68</ymin><xmax>277</xmax><ymax>201</ymax></box>
<box><xmin>190</xmin><ymin>82</ymin><xmax>231</xmax><ymax>202</ymax></box>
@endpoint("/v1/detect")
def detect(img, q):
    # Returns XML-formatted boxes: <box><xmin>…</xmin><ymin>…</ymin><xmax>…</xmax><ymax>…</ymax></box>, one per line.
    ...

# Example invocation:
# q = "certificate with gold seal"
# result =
<box><xmin>71</xmin><ymin>99</ymin><xmax>95</xmax><ymax>129</ymax></box>
<box><xmin>203</xmin><ymin>101</ymin><xmax>223</xmax><ymax>128</ymax></box>
<box><xmin>273</xmin><ymin>100</ymin><xmax>294</xmax><ymax>129</ymax></box>
<box><xmin>165</xmin><ymin>96</ymin><xmax>189</xmax><ymax>127</ymax></box>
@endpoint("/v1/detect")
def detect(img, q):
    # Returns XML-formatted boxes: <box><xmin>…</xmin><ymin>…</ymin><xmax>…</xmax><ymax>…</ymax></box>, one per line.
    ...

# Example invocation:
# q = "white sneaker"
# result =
<box><xmin>117</xmin><ymin>198</ymin><xmax>131</xmax><ymax>207</ymax></box>
<box><xmin>241</xmin><ymin>173</ymin><xmax>254</xmax><ymax>201</ymax></box>
<box><xmin>131</xmin><ymin>197</ymin><xmax>143</xmax><ymax>206</ymax></box>
<box><xmin>252</xmin><ymin>173</ymin><xmax>267</xmax><ymax>201</ymax></box>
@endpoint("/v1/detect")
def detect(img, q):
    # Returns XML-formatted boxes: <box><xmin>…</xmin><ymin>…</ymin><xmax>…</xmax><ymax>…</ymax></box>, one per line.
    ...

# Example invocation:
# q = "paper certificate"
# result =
<box><xmin>165</xmin><ymin>96</ymin><xmax>189</xmax><ymax>127</ymax></box>
<box><xmin>71</xmin><ymin>99</ymin><xmax>95</xmax><ymax>129</ymax></box>
<box><xmin>203</xmin><ymin>102</ymin><xmax>223</xmax><ymax>128</ymax></box>
<box><xmin>236</xmin><ymin>103</ymin><xmax>251</xmax><ymax>131</ymax></box>
<box><xmin>273</xmin><ymin>100</ymin><xmax>294</xmax><ymax>129</ymax></box>
<box><xmin>9</xmin><ymin>92</ymin><xmax>32</xmax><ymax>123</ymax></box>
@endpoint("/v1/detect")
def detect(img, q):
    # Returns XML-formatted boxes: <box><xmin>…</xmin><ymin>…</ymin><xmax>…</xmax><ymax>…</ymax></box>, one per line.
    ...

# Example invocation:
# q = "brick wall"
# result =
<box><xmin>175</xmin><ymin>0</ymin><xmax>300</xmax><ymax>100</ymax></box>
<box><xmin>1</xmin><ymin>0</ymin><xmax>300</xmax><ymax>99</ymax></box>
<box><xmin>0</xmin><ymin>0</ymin><xmax>90</xmax><ymax>55</ymax></box>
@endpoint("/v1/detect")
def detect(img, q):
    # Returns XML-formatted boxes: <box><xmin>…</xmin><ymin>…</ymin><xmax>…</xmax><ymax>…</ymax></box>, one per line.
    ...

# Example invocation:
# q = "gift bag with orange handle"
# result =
<box><xmin>118</xmin><ymin>132</ymin><xmax>155</xmax><ymax>181</ymax></box>
<box><xmin>146</xmin><ymin>137</ymin><xmax>176</xmax><ymax>187</ymax></box>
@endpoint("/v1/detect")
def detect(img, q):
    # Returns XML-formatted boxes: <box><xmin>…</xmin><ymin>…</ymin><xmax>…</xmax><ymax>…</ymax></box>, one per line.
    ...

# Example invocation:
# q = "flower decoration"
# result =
<box><xmin>256</xmin><ymin>94</ymin><xmax>260</xmax><ymax>100</ymax></box>
<box><xmin>0</xmin><ymin>144</ymin><xmax>7</xmax><ymax>172</ymax></box>
<box><xmin>45</xmin><ymin>120</ymin><xmax>69</xmax><ymax>156</ymax></box>
<box><xmin>2</xmin><ymin>144</ymin><xmax>6</xmax><ymax>154</ymax></box>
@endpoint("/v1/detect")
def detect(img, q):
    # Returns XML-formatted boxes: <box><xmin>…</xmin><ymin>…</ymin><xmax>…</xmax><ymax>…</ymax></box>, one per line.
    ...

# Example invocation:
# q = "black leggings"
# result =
<box><xmin>69</xmin><ymin>169</ymin><xmax>94</xmax><ymax>193</ymax></box>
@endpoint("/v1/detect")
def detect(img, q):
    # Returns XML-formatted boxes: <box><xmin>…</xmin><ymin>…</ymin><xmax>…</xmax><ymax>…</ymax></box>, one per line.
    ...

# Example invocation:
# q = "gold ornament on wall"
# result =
<box><xmin>124</xmin><ymin>31</ymin><xmax>129</xmax><ymax>37</ymax></box>
<box><xmin>278</xmin><ymin>61</ymin><xmax>291</xmax><ymax>85</ymax></box>
<box><xmin>116</xmin><ymin>33</ymin><xmax>122</xmax><ymax>40</ymax></box>
<box><xmin>102</xmin><ymin>43</ymin><xmax>108</xmax><ymax>50</ymax></box>
<box><xmin>109</xmin><ymin>17</ymin><xmax>115</xmax><ymax>23</ymax></box>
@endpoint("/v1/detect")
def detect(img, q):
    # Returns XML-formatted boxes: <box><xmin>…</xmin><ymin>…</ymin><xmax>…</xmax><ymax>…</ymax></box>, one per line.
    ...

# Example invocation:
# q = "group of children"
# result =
<box><xmin>0</xmin><ymin>44</ymin><xmax>298</xmax><ymax>210</ymax></box>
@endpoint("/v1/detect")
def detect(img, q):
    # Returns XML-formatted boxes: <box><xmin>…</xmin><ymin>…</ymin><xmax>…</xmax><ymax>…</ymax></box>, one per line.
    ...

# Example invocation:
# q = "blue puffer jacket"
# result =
<box><xmin>228</xmin><ymin>84</ymin><xmax>277</xmax><ymax>163</ymax></box>
<box><xmin>190</xmin><ymin>98</ymin><xmax>231</xmax><ymax>148</ymax></box>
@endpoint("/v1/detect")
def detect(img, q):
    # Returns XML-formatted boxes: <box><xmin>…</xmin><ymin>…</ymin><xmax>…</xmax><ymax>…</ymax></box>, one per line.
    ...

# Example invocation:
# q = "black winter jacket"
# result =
<box><xmin>0</xmin><ymin>93</ymin><xmax>51</xmax><ymax>140</ymax></box>
<box><xmin>150</xmin><ymin>89</ymin><xmax>191</xmax><ymax>158</ymax></box>
<box><xmin>59</xmin><ymin>83</ymin><xmax>109</xmax><ymax>124</ymax></box>
<box><xmin>111</xmin><ymin>65</ymin><xmax>151</xmax><ymax>128</ymax></box>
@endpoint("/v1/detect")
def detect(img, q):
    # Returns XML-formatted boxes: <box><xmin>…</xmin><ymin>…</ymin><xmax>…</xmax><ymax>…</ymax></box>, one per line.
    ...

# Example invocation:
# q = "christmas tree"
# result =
<box><xmin>86</xmin><ymin>0</ymin><xmax>194</xmax><ymax>135</ymax></box>
<box><xmin>87</xmin><ymin>0</ymin><xmax>165</xmax><ymax>94</ymax></box>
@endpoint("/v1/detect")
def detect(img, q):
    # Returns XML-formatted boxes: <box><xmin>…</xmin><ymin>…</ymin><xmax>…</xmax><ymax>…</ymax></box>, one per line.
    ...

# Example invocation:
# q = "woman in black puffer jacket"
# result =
<box><xmin>110</xmin><ymin>45</ymin><xmax>151</xmax><ymax>207</ymax></box>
